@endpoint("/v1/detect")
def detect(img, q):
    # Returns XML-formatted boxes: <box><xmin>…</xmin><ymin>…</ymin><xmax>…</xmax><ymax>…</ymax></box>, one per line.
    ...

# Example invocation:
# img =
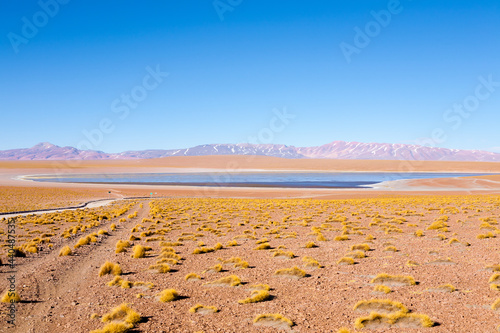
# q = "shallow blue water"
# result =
<box><xmin>28</xmin><ymin>172</ymin><xmax>491</xmax><ymax>188</ymax></box>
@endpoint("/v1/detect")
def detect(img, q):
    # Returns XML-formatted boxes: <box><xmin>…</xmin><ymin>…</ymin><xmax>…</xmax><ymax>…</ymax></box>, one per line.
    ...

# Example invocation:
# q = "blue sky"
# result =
<box><xmin>1</xmin><ymin>0</ymin><xmax>499</xmax><ymax>153</ymax></box>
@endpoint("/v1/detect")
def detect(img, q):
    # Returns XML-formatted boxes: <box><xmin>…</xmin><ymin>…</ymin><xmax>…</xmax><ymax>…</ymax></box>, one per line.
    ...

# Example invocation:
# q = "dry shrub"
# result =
<box><xmin>337</xmin><ymin>257</ymin><xmax>355</xmax><ymax>265</ymax></box>
<box><xmin>1</xmin><ymin>290</ymin><xmax>20</xmax><ymax>303</ymax></box>
<box><xmin>204</xmin><ymin>275</ymin><xmax>242</xmax><ymax>287</ymax></box>
<box><xmin>371</xmin><ymin>273</ymin><xmax>416</xmax><ymax>286</ymax></box>
<box><xmin>132</xmin><ymin>245</ymin><xmax>147</xmax><ymax>258</ymax></box>
<box><xmin>253</xmin><ymin>313</ymin><xmax>294</xmax><ymax>329</ymax></box>
<box><xmin>148</xmin><ymin>263</ymin><xmax>171</xmax><ymax>273</ymax></box>
<box><xmin>101</xmin><ymin>303</ymin><xmax>141</xmax><ymax>325</ymax></box>
<box><xmin>185</xmin><ymin>273</ymin><xmax>201</xmax><ymax>281</ymax></box>
<box><xmin>351</xmin><ymin>244</ymin><xmax>370</xmax><ymax>251</ymax></box>
<box><xmin>115</xmin><ymin>240</ymin><xmax>130</xmax><ymax>253</ymax></box>
<box><xmin>373</xmin><ymin>285</ymin><xmax>391</xmax><ymax>294</ymax></box>
<box><xmin>59</xmin><ymin>246</ymin><xmax>72</xmax><ymax>256</ymax></box>
<box><xmin>238</xmin><ymin>290</ymin><xmax>271</xmax><ymax>304</ymax></box>
<box><xmin>158</xmin><ymin>289</ymin><xmax>179</xmax><ymax>302</ymax></box>
<box><xmin>272</xmin><ymin>250</ymin><xmax>295</xmax><ymax>259</ymax></box>
<box><xmin>189</xmin><ymin>304</ymin><xmax>218</xmax><ymax>314</ymax></box>
<box><xmin>274</xmin><ymin>266</ymin><xmax>307</xmax><ymax>279</ymax></box>
<box><xmin>99</xmin><ymin>261</ymin><xmax>122</xmax><ymax>277</ymax></box>
<box><xmin>254</xmin><ymin>243</ymin><xmax>271</xmax><ymax>250</ymax></box>
<box><xmin>355</xmin><ymin>312</ymin><xmax>433</xmax><ymax>329</ymax></box>
<box><xmin>353</xmin><ymin>299</ymin><xmax>408</xmax><ymax>314</ymax></box>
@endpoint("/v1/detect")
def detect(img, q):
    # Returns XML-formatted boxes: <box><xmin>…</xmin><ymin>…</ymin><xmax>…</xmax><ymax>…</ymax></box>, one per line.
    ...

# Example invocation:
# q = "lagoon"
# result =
<box><xmin>25</xmin><ymin>172</ymin><xmax>490</xmax><ymax>189</ymax></box>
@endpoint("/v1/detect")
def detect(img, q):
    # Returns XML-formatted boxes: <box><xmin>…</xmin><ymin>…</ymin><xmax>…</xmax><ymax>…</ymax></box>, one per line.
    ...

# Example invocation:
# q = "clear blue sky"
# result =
<box><xmin>1</xmin><ymin>0</ymin><xmax>499</xmax><ymax>153</ymax></box>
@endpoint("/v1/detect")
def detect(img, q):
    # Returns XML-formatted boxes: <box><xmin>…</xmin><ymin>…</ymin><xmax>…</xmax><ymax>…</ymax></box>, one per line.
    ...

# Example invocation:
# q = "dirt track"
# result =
<box><xmin>3</xmin><ymin>201</ymin><xmax>149</xmax><ymax>333</ymax></box>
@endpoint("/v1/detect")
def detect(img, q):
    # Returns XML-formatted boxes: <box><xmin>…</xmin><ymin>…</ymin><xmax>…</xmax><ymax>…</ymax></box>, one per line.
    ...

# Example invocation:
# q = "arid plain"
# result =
<box><xmin>1</xmin><ymin>156</ymin><xmax>500</xmax><ymax>332</ymax></box>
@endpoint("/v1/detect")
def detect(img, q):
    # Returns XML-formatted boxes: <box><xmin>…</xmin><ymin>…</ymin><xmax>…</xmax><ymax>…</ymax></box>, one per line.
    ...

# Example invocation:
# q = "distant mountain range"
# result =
<box><xmin>1</xmin><ymin>141</ymin><xmax>500</xmax><ymax>162</ymax></box>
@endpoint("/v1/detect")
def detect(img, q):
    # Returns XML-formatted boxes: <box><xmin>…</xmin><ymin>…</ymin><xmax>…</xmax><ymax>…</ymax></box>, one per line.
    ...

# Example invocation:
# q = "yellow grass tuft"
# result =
<box><xmin>203</xmin><ymin>264</ymin><xmax>223</xmax><ymax>273</ymax></box>
<box><xmin>334</xmin><ymin>235</ymin><xmax>349</xmax><ymax>241</ymax></box>
<box><xmin>351</xmin><ymin>244</ymin><xmax>370</xmax><ymax>251</ymax></box>
<box><xmin>431</xmin><ymin>284</ymin><xmax>456</xmax><ymax>293</ymax></box>
<box><xmin>148</xmin><ymin>263</ymin><xmax>171</xmax><ymax>273</ymax></box>
<box><xmin>249</xmin><ymin>284</ymin><xmax>270</xmax><ymax>291</ymax></box>
<box><xmin>204</xmin><ymin>275</ymin><xmax>242</xmax><ymax>287</ymax></box>
<box><xmin>98</xmin><ymin>229</ymin><xmax>109</xmax><ymax>236</ymax></box>
<box><xmin>59</xmin><ymin>246</ymin><xmax>72</xmax><ymax>256</ymax></box>
<box><xmin>256</xmin><ymin>238</ymin><xmax>268</xmax><ymax>244</ymax></box>
<box><xmin>193</xmin><ymin>242</ymin><xmax>223</xmax><ymax>254</ymax></box>
<box><xmin>303</xmin><ymin>256</ymin><xmax>322</xmax><ymax>268</ymax></box>
<box><xmin>354</xmin><ymin>312</ymin><xmax>434</xmax><ymax>329</ymax></box>
<box><xmin>98</xmin><ymin>261</ymin><xmax>122</xmax><ymax>277</ymax></box>
<box><xmin>120</xmin><ymin>280</ymin><xmax>132</xmax><ymax>289</ymax></box>
<box><xmin>100</xmin><ymin>303</ymin><xmax>141</xmax><ymax>328</ymax></box>
<box><xmin>353</xmin><ymin>299</ymin><xmax>408</xmax><ymax>314</ymax></box>
<box><xmin>485</xmin><ymin>264</ymin><xmax>500</xmax><ymax>272</ymax></box>
<box><xmin>238</xmin><ymin>289</ymin><xmax>271</xmax><ymax>304</ymax></box>
<box><xmin>189</xmin><ymin>304</ymin><xmax>218</xmax><ymax>314</ymax></box>
<box><xmin>193</xmin><ymin>247</ymin><xmax>214</xmax><ymax>254</ymax></box>
<box><xmin>316</xmin><ymin>233</ymin><xmax>328</xmax><ymax>241</ymax></box>
<box><xmin>383</xmin><ymin>246</ymin><xmax>398</xmax><ymax>252</ymax></box>
<box><xmin>133</xmin><ymin>281</ymin><xmax>154</xmax><ymax>290</ymax></box>
<box><xmin>234</xmin><ymin>261</ymin><xmax>249</xmax><ymax>269</ymax></box>
<box><xmin>274</xmin><ymin>266</ymin><xmax>307</xmax><ymax>279</ymax></box>
<box><xmin>304</xmin><ymin>241</ymin><xmax>317</xmax><ymax>248</ymax></box>
<box><xmin>272</xmin><ymin>250</ymin><xmax>295</xmax><ymax>259</ymax></box>
<box><xmin>158</xmin><ymin>289</ymin><xmax>179</xmax><ymax>302</ymax></box>
<box><xmin>346</xmin><ymin>250</ymin><xmax>365</xmax><ymax>259</ymax></box>
<box><xmin>131</xmin><ymin>245</ymin><xmax>147</xmax><ymax>258</ymax></box>
<box><xmin>25</xmin><ymin>244</ymin><xmax>38</xmax><ymax>253</ymax></box>
<box><xmin>492</xmin><ymin>298</ymin><xmax>500</xmax><ymax>310</ymax></box>
<box><xmin>254</xmin><ymin>243</ymin><xmax>271</xmax><ymax>250</ymax></box>
<box><xmin>185</xmin><ymin>273</ymin><xmax>201</xmax><ymax>281</ymax></box>
<box><xmin>115</xmin><ymin>240</ymin><xmax>131</xmax><ymax>253</ymax></box>
<box><xmin>489</xmin><ymin>273</ymin><xmax>500</xmax><ymax>284</ymax></box>
<box><xmin>337</xmin><ymin>257</ymin><xmax>355</xmax><ymax>265</ymax></box>
<box><xmin>406</xmin><ymin>260</ymin><xmax>419</xmax><ymax>267</ymax></box>
<box><xmin>74</xmin><ymin>235</ymin><xmax>91</xmax><ymax>249</ymax></box>
<box><xmin>414</xmin><ymin>230</ymin><xmax>424</xmax><ymax>237</ymax></box>
<box><xmin>159</xmin><ymin>251</ymin><xmax>182</xmax><ymax>260</ymax></box>
<box><xmin>371</xmin><ymin>273</ymin><xmax>416</xmax><ymax>286</ymax></box>
<box><xmin>477</xmin><ymin>232</ymin><xmax>496</xmax><ymax>239</ymax></box>
<box><xmin>1</xmin><ymin>290</ymin><xmax>21</xmax><ymax>303</ymax></box>
<box><xmin>427</xmin><ymin>219</ymin><xmax>448</xmax><ymax>230</ymax></box>
<box><xmin>253</xmin><ymin>313</ymin><xmax>294</xmax><ymax>329</ymax></box>
<box><xmin>107</xmin><ymin>276</ymin><xmax>123</xmax><ymax>287</ymax></box>
<box><xmin>373</xmin><ymin>285</ymin><xmax>392</xmax><ymax>294</ymax></box>
<box><xmin>448</xmin><ymin>238</ymin><xmax>470</xmax><ymax>246</ymax></box>
<box><xmin>226</xmin><ymin>240</ymin><xmax>238</xmax><ymax>247</ymax></box>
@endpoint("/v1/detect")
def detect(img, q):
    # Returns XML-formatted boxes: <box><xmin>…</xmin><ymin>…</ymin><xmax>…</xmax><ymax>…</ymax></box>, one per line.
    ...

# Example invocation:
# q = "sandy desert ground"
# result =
<box><xmin>1</xmin><ymin>156</ymin><xmax>500</xmax><ymax>332</ymax></box>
